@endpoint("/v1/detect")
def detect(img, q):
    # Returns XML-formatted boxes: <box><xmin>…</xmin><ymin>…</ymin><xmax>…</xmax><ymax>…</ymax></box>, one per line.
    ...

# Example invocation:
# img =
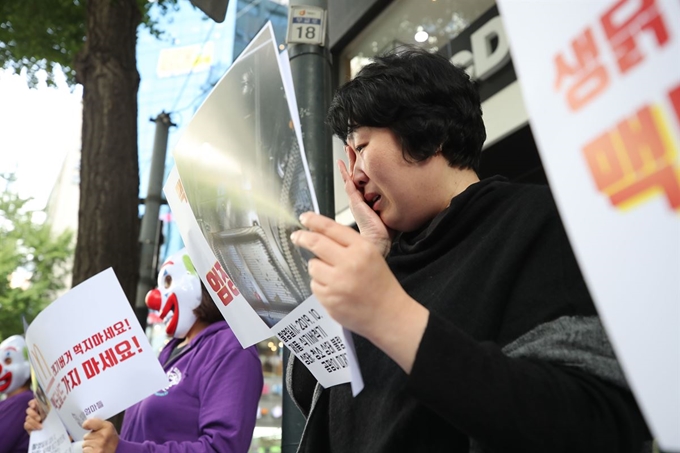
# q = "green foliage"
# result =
<box><xmin>0</xmin><ymin>0</ymin><xmax>180</xmax><ymax>87</ymax></box>
<box><xmin>0</xmin><ymin>174</ymin><xmax>73</xmax><ymax>340</ymax></box>
<box><xmin>0</xmin><ymin>0</ymin><xmax>86</xmax><ymax>86</ymax></box>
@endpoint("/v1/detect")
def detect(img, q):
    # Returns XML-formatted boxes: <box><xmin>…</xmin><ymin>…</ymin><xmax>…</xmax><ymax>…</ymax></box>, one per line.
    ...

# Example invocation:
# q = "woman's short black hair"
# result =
<box><xmin>193</xmin><ymin>284</ymin><xmax>224</xmax><ymax>324</ymax></box>
<box><xmin>327</xmin><ymin>46</ymin><xmax>486</xmax><ymax>172</ymax></box>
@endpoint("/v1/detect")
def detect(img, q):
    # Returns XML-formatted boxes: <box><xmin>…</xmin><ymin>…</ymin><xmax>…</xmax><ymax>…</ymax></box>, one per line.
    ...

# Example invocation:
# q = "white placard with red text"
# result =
<box><xmin>496</xmin><ymin>0</ymin><xmax>679</xmax><ymax>450</ymax></box>
<box><xmin>25</xmin><ymin>268</ymin><xmax>168</xmax><ymax>441</ymax></box>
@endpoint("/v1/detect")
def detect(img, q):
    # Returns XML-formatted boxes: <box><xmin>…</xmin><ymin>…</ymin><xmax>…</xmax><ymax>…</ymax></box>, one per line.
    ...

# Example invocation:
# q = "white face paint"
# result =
<box><xmin>145</xmin><ymin>248</ymin><xmax>202</xmax><ymax>339</ymax></box>
<box><xmin>0</xmin><ymin>335</ymin><xmax>30</xmax><ymax>396</ymax></box>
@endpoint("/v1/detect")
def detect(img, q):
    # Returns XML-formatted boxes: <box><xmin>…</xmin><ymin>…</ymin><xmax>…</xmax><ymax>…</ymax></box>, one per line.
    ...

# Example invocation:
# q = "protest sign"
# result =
<box><xmin>496</xmin><ymin>0</ymin><xmax>680</xmax><ymax>449</ymax></box>
<box><xmin>27</xmin><ymin>410</ymin><xmax>74</xmax><ymax>453</ymax></box>
<box><xmin>164</xmin><ymin>22</ymin><xmax>363</xmax><ymax>394</ymax></box>
<box><xmin>25</xmin><ymin>268</ymin><xmax>168</xmax><ymax>441</ymax></box>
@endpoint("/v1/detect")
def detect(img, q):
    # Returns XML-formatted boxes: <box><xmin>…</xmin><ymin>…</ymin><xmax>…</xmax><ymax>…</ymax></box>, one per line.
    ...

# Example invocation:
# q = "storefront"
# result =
<box><xmin>326</xmin><ymin>0</ymin><xmax>548</xmax><ymax>223</ymax></box>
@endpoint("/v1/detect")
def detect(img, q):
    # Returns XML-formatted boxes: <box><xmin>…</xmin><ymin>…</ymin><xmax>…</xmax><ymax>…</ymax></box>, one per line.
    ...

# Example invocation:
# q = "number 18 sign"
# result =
<box><xmin>286</xmin><ymin>5</ymin><xmax>327</xmax><ymax>46</ymax></box>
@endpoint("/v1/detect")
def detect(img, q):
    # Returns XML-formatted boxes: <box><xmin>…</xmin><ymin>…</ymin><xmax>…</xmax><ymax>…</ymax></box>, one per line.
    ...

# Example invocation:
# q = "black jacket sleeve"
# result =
<box><xmin>407</xmin><ymin>313</ymin><xmax>650</xmax><ymax>453</ymax></box>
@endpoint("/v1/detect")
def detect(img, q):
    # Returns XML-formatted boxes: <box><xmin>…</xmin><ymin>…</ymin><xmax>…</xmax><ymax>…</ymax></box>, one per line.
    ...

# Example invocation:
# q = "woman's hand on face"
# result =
<box><xmin>81</xmin><ymin>419</ymin><xmax>120</xmax><ymax>453</ymax></box>
<box><xmin>338</xmin><ymin>157</ymin><xmax>394</xmax><ymax>257</ymax></box>
<box><xmin>291</xmin><ymin>212</ymin><xmax>405</xmax><ymax>339</ymax></box>
<box><xmin>24</xmin><ymin>399</ymin><xmax>43</xmax><ymax>434</ymax></box>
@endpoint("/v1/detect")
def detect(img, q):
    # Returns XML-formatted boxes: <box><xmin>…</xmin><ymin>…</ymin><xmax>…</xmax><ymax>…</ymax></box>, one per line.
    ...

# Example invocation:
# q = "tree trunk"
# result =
<box><xmin>72</xmin><ymin>0</ymin><xmax>142</xmax><ymax>304</ymax></box>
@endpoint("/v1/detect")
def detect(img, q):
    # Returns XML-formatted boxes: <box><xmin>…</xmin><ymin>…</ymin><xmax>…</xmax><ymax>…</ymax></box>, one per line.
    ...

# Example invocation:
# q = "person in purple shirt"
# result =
<box><xmin>26</xmin><ymin>248</ymin><xmax>263</xmax><ymax>453</ymax></box>
<box><xmin>0</xmin><ymin>335</ymin><xmax>32</xmax><ymax>453</ymax></box>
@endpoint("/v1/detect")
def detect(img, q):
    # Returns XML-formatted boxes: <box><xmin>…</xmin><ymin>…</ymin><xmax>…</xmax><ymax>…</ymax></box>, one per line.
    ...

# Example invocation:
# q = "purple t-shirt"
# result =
<box><xmin>0</xmin><ymin>389</ymin><xmax>32</xmax><ymax>453</ymax></box>
<box><xmin>117</xmin><ymin>321</ymin><xmax>263</xmax><ymax>453</ymax></box>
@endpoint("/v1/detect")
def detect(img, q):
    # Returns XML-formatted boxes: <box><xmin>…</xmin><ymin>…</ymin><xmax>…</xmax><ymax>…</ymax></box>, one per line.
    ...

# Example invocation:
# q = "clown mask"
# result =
<box><xmin>0</xmin><ymin>335</ymin><xmax>31</xmax><ymax>396</ymax></box>
<box><xmin>145</xmin><ymin>248</ymin><xmax>202</xmax><ymax>339</ymax></box>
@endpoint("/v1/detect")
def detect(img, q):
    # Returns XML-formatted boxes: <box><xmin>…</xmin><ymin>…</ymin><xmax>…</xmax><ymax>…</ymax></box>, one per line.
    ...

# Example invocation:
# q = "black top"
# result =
<box><xmin>291</xmin><ymin>177</ymin><xmax>650</xmax><ymax>453</ymax></box>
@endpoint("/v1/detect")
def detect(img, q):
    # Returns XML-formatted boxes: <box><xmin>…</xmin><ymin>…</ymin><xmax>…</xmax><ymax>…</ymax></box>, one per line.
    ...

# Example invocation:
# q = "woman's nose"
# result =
<box><xmin>352</xmin><ymin>158</ymin><xmax>368</xmax><ymax>188</ymax></box>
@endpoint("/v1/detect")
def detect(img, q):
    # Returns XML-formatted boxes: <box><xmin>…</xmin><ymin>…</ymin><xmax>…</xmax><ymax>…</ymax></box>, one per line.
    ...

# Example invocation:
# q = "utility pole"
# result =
<box><xmin>283</xmin><ymin>1</ymin><xmax>333</xmax><ymax>451</ymax></box>
<box><xmin>287</xmin><ymin>2</ymin><xmax>334</xmax><ymax>215</ymax></box>
<box><xmin>135</xmin><ymin>112</ymin><xmax>174</xmax><ymax>329</ymax></box>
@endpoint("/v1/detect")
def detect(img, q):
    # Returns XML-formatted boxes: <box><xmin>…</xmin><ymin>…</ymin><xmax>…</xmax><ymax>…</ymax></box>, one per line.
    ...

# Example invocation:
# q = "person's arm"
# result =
<box><xmin>291</xmin><ymin>211</ymin><xmax>650</xmax><ymax>453</ymax></box>
<box><xmin>291</xmin><ymin>211</ymin><xmax>427</xmax><ymax>373</ymax></box>
<box><xmin>0</xmin><ymin>427</ymin><xmax>25</xmax><ymax>453</ymax></box>
<box><xmin>0</xmin><ymin>398</ymin><xmax>30</xmax><ymax>453</ymax></box>
<box><xmin>409</xmin><ymin>313</ymin><xmax>649</xmax><ymax>453</ymax></box>
<box><xmin>400</xmin><ymin>206</ymin><xmax>651</xmax><ymax>453</ymax></box>
<box><xmin>114</xmin><ymin>346</ymin><xmax>263</xmax><ymax>453</ymax></box>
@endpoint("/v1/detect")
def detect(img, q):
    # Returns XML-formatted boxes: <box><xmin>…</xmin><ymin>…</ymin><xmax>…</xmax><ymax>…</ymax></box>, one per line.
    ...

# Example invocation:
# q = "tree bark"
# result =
<box><xmin>72</xmin><ymin>0</ymin><xmax>142</xmax><ymax>304</ymax></box>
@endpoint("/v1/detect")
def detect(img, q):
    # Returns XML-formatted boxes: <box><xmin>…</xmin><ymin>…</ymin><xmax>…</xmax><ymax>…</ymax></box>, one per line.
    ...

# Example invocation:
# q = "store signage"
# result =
<box><xmin>450</xmin><ymin>15</ymin><xmax>510</xmax><ymax>82</ymax></box>
<box><xmin>156</xmin><ymin>42</ymin><xmax>214</xmax><ymax>78</ymax></box>
<box><xmin>440</xmin><ymin>5</ymin><xmax>515</xmax><ymax>103</ymax></box>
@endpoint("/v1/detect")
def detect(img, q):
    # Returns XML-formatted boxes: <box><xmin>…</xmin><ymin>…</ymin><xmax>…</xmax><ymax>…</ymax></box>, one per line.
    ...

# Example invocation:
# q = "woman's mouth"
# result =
<box><xmin>366</xmin><ymin>193</ymin><xmax>381</xmax><ymax>210</ymax></box>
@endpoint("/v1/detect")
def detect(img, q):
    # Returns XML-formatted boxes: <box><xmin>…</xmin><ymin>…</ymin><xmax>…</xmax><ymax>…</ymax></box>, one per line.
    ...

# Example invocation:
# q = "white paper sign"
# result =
<box><xmin>28</xmin><ymin>410</ymin><xmax>76</xmax><ymax>453</ymax></box>
<box><xmin>164</xmin><ymin>23</ymin><xmax>363</xmax><ymax>394</ymax></box>
<box><xmin>496</xmin><ymin>0</ymin><xmax>680</xmax><ymax>450</ymax></box>
<box><xmin>272</xmin><ymin>295</ymin><xmax>357</xmax><ymax>389</ymax></box>
<box><xmin>25</xmin><ymin>268</ymin><xmax>168</xmax><ymax>441</ymax></box>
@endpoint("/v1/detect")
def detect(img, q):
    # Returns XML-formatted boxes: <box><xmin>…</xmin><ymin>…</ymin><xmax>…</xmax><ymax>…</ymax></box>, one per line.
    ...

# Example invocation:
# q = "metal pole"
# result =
<box><xmin>135</xmin><ymin>112</ymin><xmax>174</xmax><ymax>329</ymax></box>
<box><xmin>283</xmin><ymin>1</ymin><xmax>334</xmax><ymax>451</ymax></box>
<box><xmin>288</xmin><ymin>4</ymin><xmax>334</xmax><ymax>216</ymax></box>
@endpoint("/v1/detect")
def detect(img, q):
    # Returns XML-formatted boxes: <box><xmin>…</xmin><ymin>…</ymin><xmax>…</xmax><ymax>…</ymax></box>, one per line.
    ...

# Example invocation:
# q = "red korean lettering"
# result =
<box><xmin>609</xmin><ymin>165</ymin><xmax>680</xmax><ymax>208</ymax></box>
<box><xmin>206</xmin><ymin>261</ymin><xmax>239</xmax><ymax>306</ymax></box>
<box><xmin>114</xmin><ymin>340</ymin><xmax>136</xmax><ymax>362</ymax></box>
<box><xmin>103</xmin><ymin>326</ymin><xmax>116</xmax><ymax>341</ymax></box>
<box><xmin>99</xmin><ymin>348</ymin><xmax>119</xmax><ymax>370</ymax></box>
<box><xmin>616</xmin><ymin>104</ymin><xmax>666</xmax><ymax>170</ymax></box>
<box><xmin>58</xmin><ymin>356</ymin><xmax>65</xmax><ymax>369</ymax></box>
<box><xmin>73</xmin><ymin>344</ymin><xmax>84</xmax><ymax>355</ymax></box>
<box><xmin>583</xmin><ymin>132</ymin><xmax>625</xmax><ymax>192</ymax></box>
<box><xmin>82</xmin><ymin>357</ymin><xmax>102</xmax><ymax>379</ymax></box>
<box><xmin>82</xmin><ymin>337</ymin><xmax>94</xmax><ymax>353</ymax></box>
<box><xmin>61</xmin><ymin>368</ymin><xmax>82</xmax><ymax>394</ymax></box>
<box><xmin>583</xmin><ymin>103</ymin><xmax>680</xmax><ymax>209</ymax></box>
<box><xmin>64</xmin><ymin>350</ymin><xmax>72</xmax><ymax>364</ymax></box>
<box><xmin>216</xmin><ymin>286</ymin><xmax>234</xmax><ymax>306</ymax></box>
<box><xmin>206</xmin><ymin>268</ymin><xmax>222</xmax><ymax>292</ymax></box>
<box><xmin>669</xmin><ymin>84</ymin><xmax>680</xmax><ymax>125</ymax></box>
<box><xmin>601</xmin><ymin>0</ymin><xmax>669</xmax><ymax>74</ymax></box>
<box><xmin>554</xmin><ymin>27</ymin><xmax>610</xmax><ymax>111</ymax></box>
<box><xmin>214</xmin><ymin>262</ymin><xmax>228</xmax><ymax>283</ymax></box>
<box><xmin>90</xmin><ymin>332</ymin><xmax>105</xmax><ymax>347</ymax></box>
<box><xmin>131</xmin><ymin>336</ymin><xmax>143</xmax><ymax>353</ymax></box>
<box><xmin>113</xmin><ymin>320</ymin><xmax>130</xmax><ymax>336</ymax></box>
<box><xmin>50</xmin><ymin>386</ymin><xmax>66</xmax><ymax>410</ymax></box>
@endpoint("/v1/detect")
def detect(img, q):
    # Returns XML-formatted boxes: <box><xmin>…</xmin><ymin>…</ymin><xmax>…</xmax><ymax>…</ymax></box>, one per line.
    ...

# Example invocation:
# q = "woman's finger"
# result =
<box><xmin>306</xmin><ymin>258</ymin><xmax>335</xmax><ymax>286</ymax></box>
<box><xmin>298</xmin><ymin>212</ymin><xmax>359</xmax><ymax>248</ymax></box>
<box><xmin>292</xmin><ymin>229</ymin><xmax>345</xmax><ymax>264</ymax></box>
